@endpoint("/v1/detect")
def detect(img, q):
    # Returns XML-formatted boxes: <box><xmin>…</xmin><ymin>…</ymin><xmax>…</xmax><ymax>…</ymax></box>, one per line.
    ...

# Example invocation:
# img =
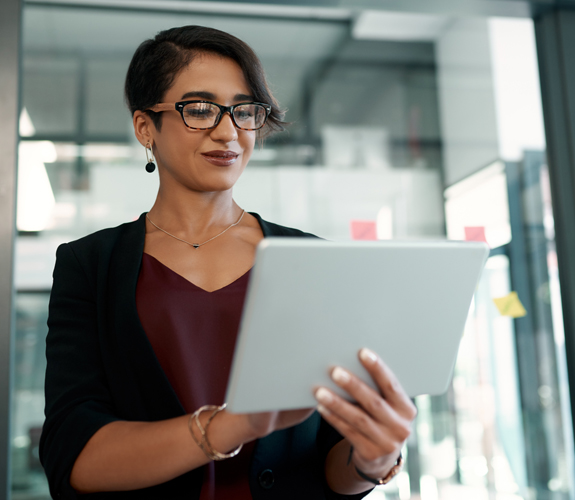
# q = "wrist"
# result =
<box><xmin>237</xmin><ymin>413</ymin><xmax>265</xmax><ymax>441</ymax></box>
<box><xmin>353</xmin><ymin>453</ymin><xmax>404</xmax><ymax>486</ymax></box>
<box><xmin>189</xmin><ymin>406</ymin><xmax>256</xmax><ymax>459</ymax></box>
<box><xmin>190</xmin><ymin>405</ymin><xmax>244</xmax><ymax>460</ymax></box>
<box><xmin>214</xmin><ymin>409</ymin><xmax>261</xmax><ymax>444</ymax></box>
<box><xmin>243</xmin><ymin>413</ymin><xmax>278</xmax><ymax>440</ymax></box>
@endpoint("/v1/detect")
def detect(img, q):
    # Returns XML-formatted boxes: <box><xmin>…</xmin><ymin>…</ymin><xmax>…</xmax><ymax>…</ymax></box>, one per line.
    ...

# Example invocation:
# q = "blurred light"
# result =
<box><xmin>19</xmin><ymin>107</ymin><xmax>36</xmax><ymax>137</ymax></box>
<box><xmin>24</xmin><ymin>140</ymin><xmax>57</xmax><ymax>163</ymax></box>
<box><xmin>488</xmin><ymin>18</ymin><xmax>545</xmax><ymax>161</ymax></box>
<box><xmin>250</xmin><ymin>148</ymin><xmax>278</xmax><ymax>162</ymax></box>
<box><xmin>420</xmin><ymin>475</ymin><xmax>438</xmax><ymax>500</ymax></box>
<box><xmin>13</xmin><ymin>436</ymin><xmax>30</xmax><ymax>448</ymax></box>
<box><xmin>17</xmin><ymin>141</ymin><xmax>57</xmax><ymax>232</ymax></box>
<box><xmin>55</xmin><ymin>143</ymin><xmax>132</xmax><ymax>161</ymax></box>
<box><xmin>444</xmin><ymin>162</ymin><xmax>511</xmax><ymax>248</ymax></box>
<box><xmin>459</xmin><ymin>456</ymin><xmax>489</xmax><ymax>477</ymax></box>
<box><xmin>397</xmin><ymin>471</ymin><xmax>411</xmax><ymax>500</ymax></box>
<box><xmin>548</xmin><ymin>478</ymin><xmax>562</xmax><ymax>492</ymax></box>
<box><xmin>353</xmin><ymin>11</ymin><xmax>449</xmax><ymax>41</ymax></box>
<box><xmin>52</xmin><ymin>202</ymin><xmax>77</xmax><ymax>219</ymax></box>
<box><xmin>368</xmin><ymin>489</ymin><xmax>386</xmax><ymax>499</ymax></box>
<box><xmin>376</xmin><ymin>206</ymin><xmax>393</xmax><ymax>240</ymax></box>
<box><xmin>417</xmin><ymin>422</ymin><xmax>431</xmax><ymax>438</ymax></box>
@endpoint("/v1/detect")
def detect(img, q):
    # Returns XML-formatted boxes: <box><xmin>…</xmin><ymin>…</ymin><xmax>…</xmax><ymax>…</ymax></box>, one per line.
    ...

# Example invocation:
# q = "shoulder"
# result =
<box><xmin>57</xmin><ymin>213</ymin><xmax>146</xmax><ymax>265</ymax></box>
<box><xmin>249</xmin><ymin>212</ymin><xmax>320</xmax><ymax>239</ymax></box>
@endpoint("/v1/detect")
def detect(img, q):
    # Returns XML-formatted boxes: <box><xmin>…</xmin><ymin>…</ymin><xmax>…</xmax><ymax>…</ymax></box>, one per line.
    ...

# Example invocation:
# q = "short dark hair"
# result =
<box><xmin>124</xmin><ymin>25</ymin><xmax>286</xmax><ymax>138</ymax></box>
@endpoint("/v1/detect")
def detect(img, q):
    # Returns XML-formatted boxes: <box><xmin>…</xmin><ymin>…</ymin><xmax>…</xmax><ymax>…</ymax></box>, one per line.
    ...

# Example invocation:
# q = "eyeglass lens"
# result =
<box><xmin>182</xmin><ymin>102</ymin><xmax>267</xmax><ymax>130</ymax></box>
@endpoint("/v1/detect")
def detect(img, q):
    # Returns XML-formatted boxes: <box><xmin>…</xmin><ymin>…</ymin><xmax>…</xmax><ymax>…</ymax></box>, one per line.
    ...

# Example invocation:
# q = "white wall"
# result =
<box><xmin>235</xmin><ymin>166</ymin><xmax>444</xmax><ymax>240</ymax></box>
<box><xmin>436</xmin><ymin>18</ymin><xmax>500</xmax><ymax>186</ymax></box>
<box><xmin>488</xmin><ymin>18</ymin><xmax>546</xmax><ymax>161</ymax></box>
<box><xmin>15</xmin><ymin>164</ymin><xmax>445</xmax><ymax>289</ymax></box>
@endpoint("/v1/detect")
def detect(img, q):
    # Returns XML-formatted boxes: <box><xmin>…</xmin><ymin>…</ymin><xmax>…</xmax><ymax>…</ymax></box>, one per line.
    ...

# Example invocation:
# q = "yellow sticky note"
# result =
<box><xmin>492</xmin><ymin>292</ymin><xmax>527</xmax><ymax>318</ymax></box>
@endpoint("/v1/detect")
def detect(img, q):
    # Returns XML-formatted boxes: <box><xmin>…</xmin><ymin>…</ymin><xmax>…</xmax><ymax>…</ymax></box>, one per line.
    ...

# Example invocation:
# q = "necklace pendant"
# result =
<box><xmin>192</xmin><ymin>244</ymin><xmax>200</xmax><ymax>249</ymax></box>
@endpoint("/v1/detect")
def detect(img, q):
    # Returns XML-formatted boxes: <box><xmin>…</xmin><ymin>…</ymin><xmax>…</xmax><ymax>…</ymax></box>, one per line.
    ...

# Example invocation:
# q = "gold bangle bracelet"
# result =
<box><xmin>188</xmin><ymin>403</ymin><xmax>243</xmax><ymax>461</ymax></box>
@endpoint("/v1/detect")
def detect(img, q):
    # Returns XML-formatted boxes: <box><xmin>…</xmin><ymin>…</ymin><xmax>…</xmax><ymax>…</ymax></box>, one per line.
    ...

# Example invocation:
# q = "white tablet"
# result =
<box><xmin>225</xmin><ymin>238</ymin><xmax>489</xmax><ymax>413</ymax></box>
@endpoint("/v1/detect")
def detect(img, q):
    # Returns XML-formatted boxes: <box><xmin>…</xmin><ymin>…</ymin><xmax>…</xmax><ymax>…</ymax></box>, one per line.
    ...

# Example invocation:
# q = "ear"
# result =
<box><xmin>133</xmin><ymin>110</ymin><xmax>156</xmax><ymax>147</ymax></box>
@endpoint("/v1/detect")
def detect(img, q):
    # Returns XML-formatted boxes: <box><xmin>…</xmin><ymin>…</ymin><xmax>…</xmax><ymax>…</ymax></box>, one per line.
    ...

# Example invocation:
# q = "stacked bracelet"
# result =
<box><xmin>188</xmin><ymin>403</ymin><xmax>243</xmax><ymax>461</ymax></box>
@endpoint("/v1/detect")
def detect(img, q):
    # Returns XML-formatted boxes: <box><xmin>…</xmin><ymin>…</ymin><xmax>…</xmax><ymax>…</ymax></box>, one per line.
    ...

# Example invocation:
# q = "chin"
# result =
<box><xmin>207</xmin><ymin>169</ymin><xmax>244</xmax><ymax>189</ymax></box>
<box><xmin>200</xmin><ymin>178</ymin><xmax>240</xmax><ymax>193</ymax></box>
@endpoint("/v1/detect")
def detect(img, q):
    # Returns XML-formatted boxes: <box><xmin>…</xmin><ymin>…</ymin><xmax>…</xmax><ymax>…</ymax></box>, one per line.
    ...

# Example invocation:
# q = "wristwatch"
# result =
<box><xmin>355</xmin><ymin>453</ymin><xmax>404</xmax><ymax>485</ymax></box>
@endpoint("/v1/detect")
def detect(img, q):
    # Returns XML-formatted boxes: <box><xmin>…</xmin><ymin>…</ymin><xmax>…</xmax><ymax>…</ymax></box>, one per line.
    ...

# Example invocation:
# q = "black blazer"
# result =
<box><xmin>40</xmin><ymin>213</ymin><xmax>372</xmax><ymax>500</ymax></box>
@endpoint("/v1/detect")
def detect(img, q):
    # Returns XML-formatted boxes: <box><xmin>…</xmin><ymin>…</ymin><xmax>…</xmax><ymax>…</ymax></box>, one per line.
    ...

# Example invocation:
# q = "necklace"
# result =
<box><xmin>146</xmin><ymin>209</ymin><xmax>246</xmax><ymax>249</ymax></box>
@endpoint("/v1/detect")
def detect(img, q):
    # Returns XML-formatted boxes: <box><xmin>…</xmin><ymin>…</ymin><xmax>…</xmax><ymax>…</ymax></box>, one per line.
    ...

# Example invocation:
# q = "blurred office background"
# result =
<box><xmin>3</xmin><ymin>0</ymin><xmax>575</xmax><ymax>499</ymax></box>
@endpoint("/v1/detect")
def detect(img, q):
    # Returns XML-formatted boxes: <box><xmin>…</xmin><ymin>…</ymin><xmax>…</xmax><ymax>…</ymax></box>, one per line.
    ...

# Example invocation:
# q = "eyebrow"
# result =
<box><xmin>180</xmin><ymin>91</ymin><xmax>254</xmax><ymax>102</ymax></box>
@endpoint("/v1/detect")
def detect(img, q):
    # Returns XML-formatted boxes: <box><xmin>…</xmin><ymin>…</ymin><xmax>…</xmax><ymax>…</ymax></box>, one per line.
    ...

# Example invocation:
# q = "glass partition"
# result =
<box><xmin>12</xmin><ymin>4</ymin><xmax>573</xmax><ymax>500</ymax></box>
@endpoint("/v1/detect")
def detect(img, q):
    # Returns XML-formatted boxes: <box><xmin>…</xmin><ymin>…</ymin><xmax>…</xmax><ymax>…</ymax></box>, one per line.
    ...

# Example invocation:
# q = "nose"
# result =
<box><xmin>210</xmin><ymin>112</ymin><xmax>238</xmax><ymax>142</ymax></box>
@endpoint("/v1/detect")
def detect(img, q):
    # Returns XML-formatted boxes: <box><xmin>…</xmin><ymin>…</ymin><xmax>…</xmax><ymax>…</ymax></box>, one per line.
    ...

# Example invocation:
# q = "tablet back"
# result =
<box><xmin>225</xmin><ymin>238</ymin><xmax>489</xmax><ymax>413</ymax></box>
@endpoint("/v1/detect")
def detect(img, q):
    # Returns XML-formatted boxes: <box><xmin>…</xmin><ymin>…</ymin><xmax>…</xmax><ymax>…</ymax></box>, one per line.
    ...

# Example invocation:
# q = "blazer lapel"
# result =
<box><xmin>105</xmin><ymin>213</ymin><xmax>185</xmax><ymax>420</ymax></box>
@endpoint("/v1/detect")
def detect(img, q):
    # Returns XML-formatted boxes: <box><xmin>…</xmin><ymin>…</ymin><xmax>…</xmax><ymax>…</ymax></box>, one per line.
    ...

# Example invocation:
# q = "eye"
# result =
<box><xmin>235</xmin><ymin>109</ymin><xmax>254</xmax><ymax>120</ymax></box>
<box><xmin>183</xmin><ymin>103</ymin><xmax>218</xmax><ymax>120</ymax></box>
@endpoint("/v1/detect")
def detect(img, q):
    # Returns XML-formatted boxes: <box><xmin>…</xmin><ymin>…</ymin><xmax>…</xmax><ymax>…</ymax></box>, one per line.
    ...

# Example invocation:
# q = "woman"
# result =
<box><xmin>39</xmin><ymin>25</ymin><xmax>417</xmax><ymax>499</ymax></box>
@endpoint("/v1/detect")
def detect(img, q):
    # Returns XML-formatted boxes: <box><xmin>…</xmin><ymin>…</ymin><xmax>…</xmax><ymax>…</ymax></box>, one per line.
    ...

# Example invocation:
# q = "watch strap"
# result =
<box><xmin>354</xmin><ymin>453</ymin><xmax>404</xmax><ymax>485</ymax></box>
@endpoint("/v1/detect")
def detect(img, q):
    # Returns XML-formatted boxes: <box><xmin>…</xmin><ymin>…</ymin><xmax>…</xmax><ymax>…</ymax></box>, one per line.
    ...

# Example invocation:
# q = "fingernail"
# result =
<box><xmin>315</xmin><ymin>387</ymin><xmax>334</xmax><ymax>404</ymax></box>
<box><xmin>332</xmin><ymin>367</ymin><xmax>351</xmax><ymax>384</ymax></box>
<box><xmin>360</xmin><ymin>348</ymin><xmax>378</xmax><ymax>364</ymax></box>
<box><xmin>317</xmin><ymin>404</ymin><xmax>331</xmax><ymax>416</ymax></box>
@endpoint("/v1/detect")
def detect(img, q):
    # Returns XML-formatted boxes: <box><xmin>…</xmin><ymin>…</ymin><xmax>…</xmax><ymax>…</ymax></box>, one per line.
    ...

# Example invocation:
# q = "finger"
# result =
<box><xmin>329</xmin><ymin>366</ymin><xmax>411</xmax><ymax>435</ymax></box>
<box><xmin>314</xmin><ymin>387</ymin><xmax>388</xmax><ymax>446</ymax></box>
<box><xmin>359</xmin><ymin>348</ymin><xmax>417</xmax><ymax>419</ymax></box>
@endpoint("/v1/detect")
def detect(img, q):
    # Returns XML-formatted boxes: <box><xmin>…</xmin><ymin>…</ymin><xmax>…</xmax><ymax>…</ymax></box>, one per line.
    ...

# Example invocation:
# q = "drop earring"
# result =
<box><xmin>145</xmin><ymin>142</ymin><xmax>156</xmax><ymax>173</ymax></box>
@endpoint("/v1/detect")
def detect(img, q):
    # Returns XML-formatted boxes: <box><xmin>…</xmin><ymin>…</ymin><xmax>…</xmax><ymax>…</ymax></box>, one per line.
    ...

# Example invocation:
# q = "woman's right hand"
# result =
<box><xmin>244</xmin><ymin>408</ymin><xmax>316</xmax><ymax>439</ymax></box>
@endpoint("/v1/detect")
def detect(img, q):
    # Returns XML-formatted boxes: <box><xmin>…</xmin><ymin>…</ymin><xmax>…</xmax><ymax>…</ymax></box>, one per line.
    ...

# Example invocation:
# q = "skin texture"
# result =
<box><xmin>69</xmin><ymin>52</ymin><xmax>417</xmax><ymax>495</ymax></box>
<box><xmin>320</xmin><ymin>349</ymin><xmax>417</xmax><ymax>493</ymax></box>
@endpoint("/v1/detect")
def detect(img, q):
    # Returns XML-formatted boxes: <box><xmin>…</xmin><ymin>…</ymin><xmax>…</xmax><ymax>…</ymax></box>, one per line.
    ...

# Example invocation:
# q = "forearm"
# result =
<box><xmin>70</xmin><ymin>411</ymin><xmax>257</xmax><ymax>493</ymax></box>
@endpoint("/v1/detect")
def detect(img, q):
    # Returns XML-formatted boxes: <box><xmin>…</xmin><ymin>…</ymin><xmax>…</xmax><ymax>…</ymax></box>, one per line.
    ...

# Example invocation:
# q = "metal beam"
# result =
<box><xmin>0</xmin><ymin>0</ymin><xmax>21</xmax><ymax>498</ymax></box>
<box><xmin>534</xmin><ymin>8</ymin><xmax>575</xmax><ymax>445</ymax></box>
<box><xmin>26</xmin><ymin>0</ymin><xmax>533</xmax><ymax>18</ymax></box>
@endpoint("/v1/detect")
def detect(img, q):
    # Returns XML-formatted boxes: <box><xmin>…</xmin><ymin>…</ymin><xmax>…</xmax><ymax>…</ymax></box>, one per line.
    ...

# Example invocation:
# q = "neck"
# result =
<box><xmin>147</xmin><ymin>189</ymin><xmax>242</xmax><ymax>236</ymax></box>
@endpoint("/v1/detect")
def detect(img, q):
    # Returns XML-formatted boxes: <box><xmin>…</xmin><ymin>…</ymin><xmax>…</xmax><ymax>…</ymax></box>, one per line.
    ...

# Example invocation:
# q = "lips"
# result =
<box><xmin>201</xmin><ymin>150</ymin><xmax>240</xmax><ymax>166</ymax></box>
<box><xmin>202</xmin><ymin>150</ymin><xmax>239</xmax><ymax>158</ymax></box>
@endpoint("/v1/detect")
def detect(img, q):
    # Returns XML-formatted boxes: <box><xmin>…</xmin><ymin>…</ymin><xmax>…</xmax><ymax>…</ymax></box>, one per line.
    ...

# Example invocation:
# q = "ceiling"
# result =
<box><xmin>22</xmin><ymin>5</ymin><xmax>349</xmax><ymax>134</ymax></box>
<box><xmin>27</xmin><ymin>0</ymin><xmax>536</xmax><ymax>18</ymax></box>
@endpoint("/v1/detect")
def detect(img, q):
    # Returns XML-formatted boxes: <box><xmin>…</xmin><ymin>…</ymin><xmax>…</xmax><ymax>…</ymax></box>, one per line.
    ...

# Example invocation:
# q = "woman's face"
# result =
<box><xmin>148</xmin><ymin>53</ymin><xmax>257</xmax><ymax>194</ymax></box>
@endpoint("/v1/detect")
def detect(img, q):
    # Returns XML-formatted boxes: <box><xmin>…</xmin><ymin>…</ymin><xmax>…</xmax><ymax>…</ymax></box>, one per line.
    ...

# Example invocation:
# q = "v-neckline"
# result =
<box><xmin>142</xmin><ymin>252</ymin><xmax>251</xmax><ymax>293</ymax></box>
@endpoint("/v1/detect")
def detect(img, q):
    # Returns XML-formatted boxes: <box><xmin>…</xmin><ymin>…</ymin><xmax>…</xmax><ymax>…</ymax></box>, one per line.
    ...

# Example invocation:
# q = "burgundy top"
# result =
<box><xmin>136</xmin><ymin>253</ymin><xmax>255</xmax><ymax>500</ymax></box>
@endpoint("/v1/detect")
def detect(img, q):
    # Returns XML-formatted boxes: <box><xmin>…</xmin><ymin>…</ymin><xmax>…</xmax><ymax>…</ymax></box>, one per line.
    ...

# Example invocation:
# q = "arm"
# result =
<box><xmin>70</xmin><ymin>410</ymin><xmax>252</xmax><ymax>492</ymax></box>
<box><xmin>41</xmin><ymin>242</ymin><xmax>121</xmax><ymax>499</ymax></box>
<box><xmin>41</xmin><ymin>243</ymin><xmax>313</xmax><ymax>496</ymax></box>
<box><xmin>70</xmin><ymin>408</ymin><xmax>314</xmax><ymax>493</ymax></box>
<box><xmin>317</xmin><ymin>349</ymin><xmax>417</xmax><ymax>495</ymax></box>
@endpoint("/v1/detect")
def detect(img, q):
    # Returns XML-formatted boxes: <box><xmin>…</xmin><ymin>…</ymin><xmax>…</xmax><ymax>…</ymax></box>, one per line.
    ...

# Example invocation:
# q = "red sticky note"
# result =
<box><xmin>464</xmin><ymin>226</ymin><xmax>488</xmax><ymax>245</ymax></box>
<box><xmin>350</xmin><ymin>220</ymin><xmax>377</xmax><ymax>241</ymax></box>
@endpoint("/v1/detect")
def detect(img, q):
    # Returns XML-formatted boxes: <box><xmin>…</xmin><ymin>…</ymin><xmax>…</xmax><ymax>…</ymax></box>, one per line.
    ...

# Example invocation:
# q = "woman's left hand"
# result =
<box><xmin>314</xmin><ymin>348</ymin><xmax>417</xmax><ymax>481</ymax></box>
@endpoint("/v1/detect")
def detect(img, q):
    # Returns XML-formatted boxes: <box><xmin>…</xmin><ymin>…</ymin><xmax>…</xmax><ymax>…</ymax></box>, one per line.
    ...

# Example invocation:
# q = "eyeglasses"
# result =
<box><xmin>147</xmin><ymin>100</ymin><xmax>272</xmax><ymax>131</ymax></box>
